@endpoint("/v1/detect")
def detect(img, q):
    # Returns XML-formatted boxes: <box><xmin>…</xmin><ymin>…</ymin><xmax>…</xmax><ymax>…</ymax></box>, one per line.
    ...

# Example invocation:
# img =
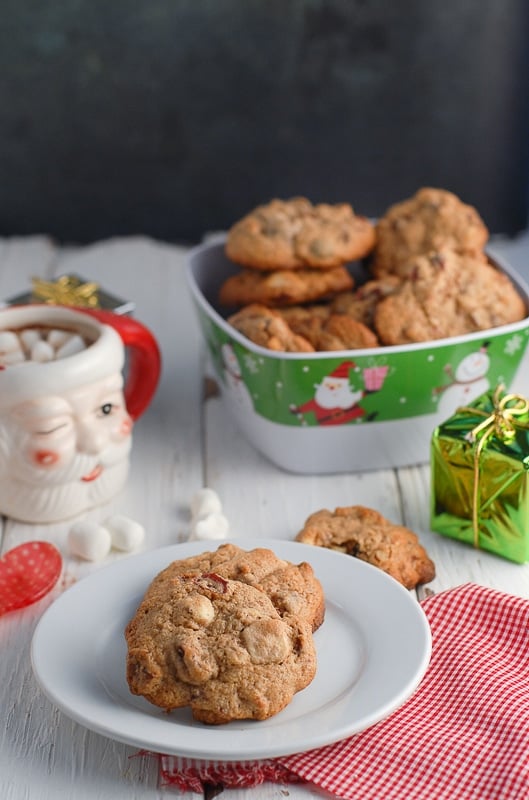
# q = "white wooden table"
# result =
<box><xmin>1</xmin><ymin>233</ymin><xmax>529</xmax><ymax>800</ymax></box>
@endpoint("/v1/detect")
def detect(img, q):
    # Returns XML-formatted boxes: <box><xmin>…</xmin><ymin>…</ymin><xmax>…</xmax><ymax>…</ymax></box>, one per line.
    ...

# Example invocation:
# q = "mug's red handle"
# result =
<box><xmin>77</xmin><ymin>308</ymin><xmax>161</xmax><ymax>421</ymax></box>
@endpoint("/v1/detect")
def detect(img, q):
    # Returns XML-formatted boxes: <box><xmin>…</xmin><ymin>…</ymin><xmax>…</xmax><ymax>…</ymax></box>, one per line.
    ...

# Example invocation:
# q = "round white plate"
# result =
<box><xmin>31</xmin><ymin>538</ymin><xmax>432</xmax><ymax>761</ymax></box>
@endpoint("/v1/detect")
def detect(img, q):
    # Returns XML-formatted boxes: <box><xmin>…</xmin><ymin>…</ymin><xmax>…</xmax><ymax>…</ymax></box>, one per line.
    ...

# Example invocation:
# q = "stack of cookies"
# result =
<box><xmin>219</xmin><ymin>189</ymin><xmax>526</xmax><ymax>351</ymax></box>
<box><xmin>125</xmin><ymin>543</ymin><xmax>324</xmax><ymax>724</ymax></box>
<box><xmin>220</xmin><ymin>196</ymin><xmax>378</xmax><ymax>351</ymax></box>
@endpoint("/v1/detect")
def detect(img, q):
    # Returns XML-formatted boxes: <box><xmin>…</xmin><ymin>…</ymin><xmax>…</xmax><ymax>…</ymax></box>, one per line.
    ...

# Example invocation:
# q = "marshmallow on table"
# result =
<box><xmin>104</xmin><ymin>514</ymin><xmax>145</xmax><ymax>552</ymax></box>
<box><xmin>190</xmin><ymin>487</ymin><xmax>223</xmax><ymax>520</ymax></box>
<box><xmin>189</xmin><ymin>512</ymin><xmax>230</xmax><ymax>541</ymax></box>
<box><xmin>68</xmin><ymin>520</ymin><xmax>112</xmax><ymax>562</ymax></box>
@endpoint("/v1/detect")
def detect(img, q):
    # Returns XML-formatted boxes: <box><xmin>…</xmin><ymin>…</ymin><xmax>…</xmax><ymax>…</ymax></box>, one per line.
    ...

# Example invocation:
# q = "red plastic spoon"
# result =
<box><xmin>0</xmin><ymin>541</ymin><xmax>63</xmax><ymax>616</ymax></box>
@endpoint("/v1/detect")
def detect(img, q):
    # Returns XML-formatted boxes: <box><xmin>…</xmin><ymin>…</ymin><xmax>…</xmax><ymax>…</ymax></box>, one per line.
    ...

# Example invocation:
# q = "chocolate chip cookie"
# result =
<box><xmin>374</xmin><ymin>248</ymin><xmax>526</xmax><ymax>345</ymax></box>
<box><xmin>277</xmin><ymin>305</ymin><xmax>379</xmax><ymax>350</ymax></box>
<box><xmin>372</xmin><ymin>187</ymin><xmax>489</xmax><ymax>278</ymax></box>
<box><xmin>227</xmin><ymin>303</ymin><xmax>315</xmax><ymax>351</ymax></box>
<box><xmin>154</xmin><ymin>542</ymin><xmax>325</xmax><ymax>631</ymax></box>
<box><xmin>330</xmin><ymin>276</ymin><xmax>401</xmax><ymax>329</ymax></box>
<box><xmin>225</xmin><ymin>197</ymin><xmax>376</xmax><ymax>270</ymax></box>
<box><xmin>218</xmin><ymin>264</ymin><xmax>354</xmax><ymax>308</ymax></box>
<box><xmin>295</xmin><ymin>504</ymin><xmax>435</xmax><ymax>589</ymax></box>
<box><xmin>125</xmin><ymin>572</ymin><xmax>317</xmax><ymax>722</ymax></box>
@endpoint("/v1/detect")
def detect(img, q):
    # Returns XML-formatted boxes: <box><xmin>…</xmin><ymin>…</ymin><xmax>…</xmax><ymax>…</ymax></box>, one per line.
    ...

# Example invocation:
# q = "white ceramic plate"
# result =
<box><xmin>31</xmin><ymin>539</ymin><xmax>432</xmax><ymax>761</ymax></box>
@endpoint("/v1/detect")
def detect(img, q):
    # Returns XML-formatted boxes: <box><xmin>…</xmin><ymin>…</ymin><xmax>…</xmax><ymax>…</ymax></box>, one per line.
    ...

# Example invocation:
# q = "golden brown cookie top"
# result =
<box><xmin>125</xmin><ymin>571</ymin><xmax>317</xmax><ymax>723</ymax></box>
<box><xmin>155</xmin><ymin>542</ymin><xmax>325</xmax><ymax>632</ymax></box>
<box><xmin>330</xmin><ymin>276</ymin><xmax>401</xmax><ymax>328</ymax></box>
<box><xmin>296</xmin><ymin>504</ymin><xmax>435</xmax><ymax>590</ymax></box>
<box><xmin>226</xmin><ymin>197</ymin><xmax>376</xmax><ymax>270</ymax></box>
<box><xmin>278</xmin><ymin>305</ymin><xmax>379</xmax><ymax>350</ymax></box>
<box><xmin>372</xmin><ymin>187</ymin><xmax>489</xmax><ymax>278</ymax></box>
<box><xmin>218</xmin><ymin>264</ymin><xmax>354</xmax><ymax>308</ymax></box>
<box><xmin>227</xmin><ymin>303</ymin><xmax>315</xmax><ymax>351</ymax></box>
<box><xmin>373</xmin><ymin>248</ymin><xmax>526</xmax><ymax>345</ymax></box>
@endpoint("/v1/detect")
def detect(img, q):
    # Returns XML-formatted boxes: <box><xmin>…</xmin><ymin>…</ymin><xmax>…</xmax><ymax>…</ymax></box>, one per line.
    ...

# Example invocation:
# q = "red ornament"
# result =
<box><xmin>0</xmin><ymin>541</ymin><xmax>62</xmax><ymax>616</ymax></box>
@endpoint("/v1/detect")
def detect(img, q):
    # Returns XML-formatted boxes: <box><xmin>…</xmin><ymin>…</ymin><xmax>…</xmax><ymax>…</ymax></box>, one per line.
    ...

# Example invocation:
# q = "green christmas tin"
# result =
<box><xmin>186</xmin><ymin>239</ymin><xmax>529</xmax><ymax>473</ymax></box>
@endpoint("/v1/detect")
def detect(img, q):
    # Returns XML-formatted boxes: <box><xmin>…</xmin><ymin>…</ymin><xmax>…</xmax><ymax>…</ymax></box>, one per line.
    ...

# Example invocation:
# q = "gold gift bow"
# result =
<box><xmin>31</xmin><ymin>276</ymin><xmax>100</xmax><ymax>308</ymax></box>
<box><xmin>458</xmin><ymin>385</ymin><xmax>529</xmax><ymax>548</ymax></box>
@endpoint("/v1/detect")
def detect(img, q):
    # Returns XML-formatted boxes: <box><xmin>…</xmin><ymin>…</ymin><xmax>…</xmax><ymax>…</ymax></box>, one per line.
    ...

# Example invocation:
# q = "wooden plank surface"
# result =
<box><xmin>1</xmin><ymin>232</ymin><xmax>529</xmax><ymax>800</ymax></box>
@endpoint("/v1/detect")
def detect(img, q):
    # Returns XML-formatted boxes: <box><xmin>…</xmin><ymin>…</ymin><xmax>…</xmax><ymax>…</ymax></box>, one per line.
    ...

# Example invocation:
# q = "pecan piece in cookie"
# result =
<box><xmin>219</xmin><ymin>265</ymin><xmax>354</xmax><ymax>308</ymax></box>
<box><xmin>296</xmin><ymin>505</ymin><xmax>435</xmax><ymax>589</ymax></box>
<box><xmin>227</xmin><ymin>303</ymin><xmax>315</xmax><ymax>352</ymax></box>
<box><xmin>226</xmin><ymin>196</ymin><xmax>376</xmax><ymax>270</ymax></box>
<box><xmin>372</xmin><ymin>187</ymin><xmax>489</xmax><ymax>278</ymax></box>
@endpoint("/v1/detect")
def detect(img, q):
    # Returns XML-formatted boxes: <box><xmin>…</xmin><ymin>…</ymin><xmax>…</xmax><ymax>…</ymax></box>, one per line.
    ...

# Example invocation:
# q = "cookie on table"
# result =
<box><xmin>330</xmin><ymin>276</ymin><xmax>401</xmax><ymax>329</ymax></box>
<box><xmin>225</xmin><ymin>197</ymin><xmax>376</xmax><ymax>271</ymax></box>
<box><xmin>295</xmin><ymin>504</ymin><xmax>435</xmax><ymax>590</ymax></box>
<box><xmin>150</xmin><ymin>542</ymin><xmax>325</xmax><ymax>631</ymax></box>
<box><xmin>227</xmin><ymin>303</ymin><xmax>315</xmax><ymax>352</ymax></box>
<box><xmin>371</xmin><ymin>187</ymin><xmax>489</xmax><ymax>278</ymax></box>
<box><xmin>218</xmin><ymin>264</ymin><xmax>354</xmax><ymax>308</ymax></box>
<box><xmin>374</xmin><ymin>248</ymin><xmax>526</xmax><ymax>345</ymax></box>
<box><xmin>125</xmin><ymin>572</ymin><xmax>317</xmax><ymax>723</ymax></box>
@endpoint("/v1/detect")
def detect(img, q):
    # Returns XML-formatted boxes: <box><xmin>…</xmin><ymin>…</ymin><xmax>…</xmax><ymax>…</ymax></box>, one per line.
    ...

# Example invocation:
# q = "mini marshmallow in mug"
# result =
<box><xmin>0</xmin><ymin>305</ymin><xmax>161</xmax><ymax>523</ymax></box>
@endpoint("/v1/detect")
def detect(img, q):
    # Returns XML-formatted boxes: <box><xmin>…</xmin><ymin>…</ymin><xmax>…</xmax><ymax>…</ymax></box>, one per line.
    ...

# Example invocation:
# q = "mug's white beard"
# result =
<box><xmin>0</xmin><ymin>438</ymin><xmax>133</xmax><ymax>523</ymax></box>
<box><xmin>7</xmin><ymin>437</ymin><xmax>132</xmax><ymax>486</ymax></box>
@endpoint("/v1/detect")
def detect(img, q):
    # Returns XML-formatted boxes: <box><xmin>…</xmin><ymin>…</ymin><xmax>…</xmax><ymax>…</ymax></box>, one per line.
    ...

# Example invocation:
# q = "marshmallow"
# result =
<box><xmin>190</xmin><ymin>511</ymin><xmax>230</xmax><ymax>541</ymax></box>
<box><xmin>104</xmin><ymin>514</ymin><xmax>145</xmax><ymax>552</ymax></box>
<box><xmin>19</xmin><ymin>328</ymin><xmax>43</xmax><ymax>352</ymax></box>
<box><xmin>47</xmin><ymin>328</ymin><xmax>73</xmax><ymax>349</ymax></box>
<box><xmin>68</xmin><ymin>520</ymin><xmax>112</xmax><ymax>561</ymax></box>
<box><xmin>190</xmin><ymin>487</ymin><xmax>223</xmax><ymax>520</ymax></box>
<box><xmin>30</xmin><ymin>340</ymin><xmax>55</xmax><ymax>363</ymax></box>
<box><xmin>0</xmin><ymin>331</ymin><xmax>24</xmax><ymax>362</ymax></box>
<box><xmin>56</xmin><ymin>334</ymin><xmax>86</xmax><ymax>359</ymax></box>
<box><xmin>1</xmin><ymin>350</ymin><xmax>25</xmax><ymax>365</ymax></box>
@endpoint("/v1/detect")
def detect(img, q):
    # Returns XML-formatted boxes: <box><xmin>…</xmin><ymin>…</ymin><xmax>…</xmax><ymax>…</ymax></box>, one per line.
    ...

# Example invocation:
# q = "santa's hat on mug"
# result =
<box><xmin>327</xmin><ymin>360</ymin><xmax>356</xmax><ymax>380</ymax></box>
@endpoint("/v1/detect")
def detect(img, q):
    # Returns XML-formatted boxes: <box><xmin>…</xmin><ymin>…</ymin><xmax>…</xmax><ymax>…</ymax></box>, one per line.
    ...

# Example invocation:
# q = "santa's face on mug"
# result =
<box><xmin>0</xmin><ymin>373</ymin><xmax>133</xmax><ymax>522</ymax></box>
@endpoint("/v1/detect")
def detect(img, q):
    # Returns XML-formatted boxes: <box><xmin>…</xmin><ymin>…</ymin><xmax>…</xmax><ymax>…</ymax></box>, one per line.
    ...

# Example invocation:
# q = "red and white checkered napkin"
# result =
<box><xmin>157</xmin><ymin>583</ymin><xmax>529</xmax><ymax>799</ymax></box>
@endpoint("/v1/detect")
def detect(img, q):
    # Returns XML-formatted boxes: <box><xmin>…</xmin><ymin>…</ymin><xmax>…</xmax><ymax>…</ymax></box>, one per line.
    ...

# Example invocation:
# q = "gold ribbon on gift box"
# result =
<box><xmin>31</xmin><ymin>275</ymin><xmax>100</xmax><ymax>308</ymax></box>
<box><xmin>458</xmin><ymin>384</ymin><xmax>529</xmax><ymax>548</ymax></box>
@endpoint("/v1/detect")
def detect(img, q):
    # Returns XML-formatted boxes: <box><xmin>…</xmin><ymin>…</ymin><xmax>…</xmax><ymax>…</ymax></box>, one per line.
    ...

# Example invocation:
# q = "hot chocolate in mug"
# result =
<box><xmin>0</xmin><ymin>305</ymin><xmax>161</xmax><ymax>523</ymax></box>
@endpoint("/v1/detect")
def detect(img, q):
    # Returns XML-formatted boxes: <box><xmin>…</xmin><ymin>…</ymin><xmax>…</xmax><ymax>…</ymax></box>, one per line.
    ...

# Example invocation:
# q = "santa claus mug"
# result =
<box><xmin>0</xmin><ymin>305</ymin><xmax>161</xmax><ymax>523</ymax></box>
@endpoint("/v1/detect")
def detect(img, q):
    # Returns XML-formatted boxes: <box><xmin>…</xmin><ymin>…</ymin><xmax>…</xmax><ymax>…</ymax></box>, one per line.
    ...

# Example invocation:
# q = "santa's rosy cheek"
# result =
<box><xmin>120</xmin><ymin>417</ymin><xmax>132</xmax><ymax>436</ymax></box>
<box><xmin>33</xmin><ymin>450</ymin><xmax>61</xmax><ymax>467</ymax></box>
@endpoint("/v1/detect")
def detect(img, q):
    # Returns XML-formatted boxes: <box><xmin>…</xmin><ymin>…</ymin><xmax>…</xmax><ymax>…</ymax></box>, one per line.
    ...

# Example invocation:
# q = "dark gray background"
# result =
<box><xmin>2</xmin><ymin>0</ymin><xmax>529</xmax><ymax>244</ymax></box>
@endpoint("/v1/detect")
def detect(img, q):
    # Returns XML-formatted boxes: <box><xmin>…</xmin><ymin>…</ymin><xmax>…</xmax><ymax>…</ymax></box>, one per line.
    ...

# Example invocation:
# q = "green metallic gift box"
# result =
<box><xmin>430</xmin><ymin>386</ymin><xmax>529</xmax><ymax>563</ymax></box>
